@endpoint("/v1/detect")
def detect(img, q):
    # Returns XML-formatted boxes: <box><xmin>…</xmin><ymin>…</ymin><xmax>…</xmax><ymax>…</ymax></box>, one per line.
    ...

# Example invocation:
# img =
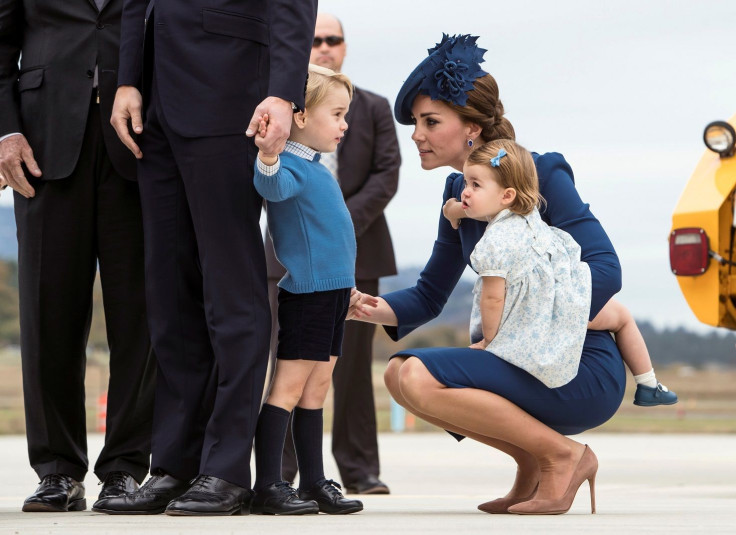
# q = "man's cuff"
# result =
<box><xmin>0</xmin><ymin>132</ymin><xmax>22</xmax><ymax>143</ymax></box>
<box><xmin>256</xmin><ymin>156</ymin><xmax>280</xmax><ymax>176</ymax></box>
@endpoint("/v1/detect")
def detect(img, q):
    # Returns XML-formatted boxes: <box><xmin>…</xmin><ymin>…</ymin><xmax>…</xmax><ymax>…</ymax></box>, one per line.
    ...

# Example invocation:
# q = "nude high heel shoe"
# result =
<box><xmin>477</xmin><ymin>483</ymin><xmax>538</xmax><ymax>514</ymax></box>
<box><xmin>507</xmin><ymin>445</ymin><xmax>597</xmax><ymax>515</ymax></box>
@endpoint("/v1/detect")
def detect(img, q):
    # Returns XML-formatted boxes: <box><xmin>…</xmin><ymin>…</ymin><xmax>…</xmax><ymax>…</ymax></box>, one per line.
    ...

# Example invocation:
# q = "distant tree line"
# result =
<box><xmin>1</xmin><ymin>259</ymin><xmax>735</xmax><ymax>367</ymax></box>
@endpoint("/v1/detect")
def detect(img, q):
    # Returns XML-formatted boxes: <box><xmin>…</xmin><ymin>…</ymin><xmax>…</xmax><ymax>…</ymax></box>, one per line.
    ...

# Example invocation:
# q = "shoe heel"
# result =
<box><xmin>69</xmin><ymin>498</ymin><xmax>87</xmax><ymax>512</ymax></box>
<box><xmin>588</xmin><ymin>475</ymin><xmax>596</xmax><ymax>514</ymax></box>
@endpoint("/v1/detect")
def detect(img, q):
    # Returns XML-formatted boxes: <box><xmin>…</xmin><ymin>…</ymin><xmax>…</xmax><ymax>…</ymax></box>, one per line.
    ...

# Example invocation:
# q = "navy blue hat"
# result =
<box><xmin>394</xmin><ymin>34</ymin><xmax>488</xmax><ymax>125</ymax></box>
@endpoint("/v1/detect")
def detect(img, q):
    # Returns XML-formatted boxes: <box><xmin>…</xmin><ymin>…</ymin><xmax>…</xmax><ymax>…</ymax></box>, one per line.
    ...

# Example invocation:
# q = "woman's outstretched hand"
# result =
<box><xmin>347</xmin><ymin>287</ymin><xmax>379</xmax><ymax>320</ymax></box>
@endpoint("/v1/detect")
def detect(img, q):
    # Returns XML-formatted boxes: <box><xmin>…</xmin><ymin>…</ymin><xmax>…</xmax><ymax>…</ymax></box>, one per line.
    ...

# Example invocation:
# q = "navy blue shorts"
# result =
<box><xmin>392</xmin><ymin>330</ymin><xmax>626</xmax><ymax>436</ymax></box>
<box><xmin>277</xmin><ymin>287</ymin><xmax>351</xmax><ymax>361</ymax></box>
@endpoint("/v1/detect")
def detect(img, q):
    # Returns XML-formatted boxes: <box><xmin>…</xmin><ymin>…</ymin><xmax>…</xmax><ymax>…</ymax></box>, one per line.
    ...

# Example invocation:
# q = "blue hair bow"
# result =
<box><xmin>490</xmin><ymin>149</ymin><xmax>507</xmax><ymax>167</ymax></box>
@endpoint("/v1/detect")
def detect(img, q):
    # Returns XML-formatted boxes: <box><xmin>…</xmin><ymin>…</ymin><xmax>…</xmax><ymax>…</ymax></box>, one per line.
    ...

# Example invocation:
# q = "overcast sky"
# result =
<box><xmin>3</xmin><ymin>0</ymin><xmax>736</xmax><ymax>334</ymax></box>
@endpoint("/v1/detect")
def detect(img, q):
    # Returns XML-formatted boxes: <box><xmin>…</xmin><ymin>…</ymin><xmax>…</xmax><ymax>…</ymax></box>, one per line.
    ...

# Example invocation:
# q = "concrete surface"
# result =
<box><xmin>0</xmin><ymin>432</ymin><xmax>734</xmax><ymax>534</ymax></box>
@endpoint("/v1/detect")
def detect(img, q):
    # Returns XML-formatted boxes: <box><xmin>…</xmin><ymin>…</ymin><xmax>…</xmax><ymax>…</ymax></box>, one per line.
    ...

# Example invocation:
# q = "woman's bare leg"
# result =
<box><xmin>393</xmin><ymin>357</ymin><xmax>587</xmax><ymax>501</ymax></box>
<box><xmin>384</xmin><ymin>358</ymin><xmax>539</xmax><ymax>500</ymax></box>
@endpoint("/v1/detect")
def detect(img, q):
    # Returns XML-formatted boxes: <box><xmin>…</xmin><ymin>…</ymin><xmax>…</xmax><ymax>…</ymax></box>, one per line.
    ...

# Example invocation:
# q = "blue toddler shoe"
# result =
<box><xmin>633</xmin><ymin>383</ymin><xmax>678</xmax><ymax>406</ymax></box>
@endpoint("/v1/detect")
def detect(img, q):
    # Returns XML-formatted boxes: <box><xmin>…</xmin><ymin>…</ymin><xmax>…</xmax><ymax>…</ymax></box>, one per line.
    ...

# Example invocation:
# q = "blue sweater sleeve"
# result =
<box><xmin>381</xmin><ymin>175</ymin><xmax>467</xmax><ymax>341</ymax></box>
<box><xmin>535</xmin><ymin>152</ymin><xmax>622</xmax><ymax>318</ymax></box>
<box><xmin>253</xmin><ymin>159</ymin><xmax>305</xmax><ymax>202</ymax></box>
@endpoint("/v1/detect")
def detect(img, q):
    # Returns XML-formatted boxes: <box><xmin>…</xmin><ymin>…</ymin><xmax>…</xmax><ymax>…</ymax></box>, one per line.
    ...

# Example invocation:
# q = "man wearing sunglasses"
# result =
<box><xmin>265</xmin><ymin>12</ymin><xmax>401</xmax><ymax>496</ymax></box>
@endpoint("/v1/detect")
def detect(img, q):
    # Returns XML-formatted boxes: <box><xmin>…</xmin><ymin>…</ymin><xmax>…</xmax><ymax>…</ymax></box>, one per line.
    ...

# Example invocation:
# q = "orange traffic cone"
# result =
<box><xmin>97</xmin><ymin>392</ymin><xmax>108</xmax><ymax>433</ymax></box>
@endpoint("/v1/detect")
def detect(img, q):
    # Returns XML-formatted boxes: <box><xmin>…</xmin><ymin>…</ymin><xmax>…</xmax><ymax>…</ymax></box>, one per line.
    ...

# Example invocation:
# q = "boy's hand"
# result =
<box><xmin>255</xmin><ymin>114</ymin><xmax>279</xmax><ymax>165</ymax></box>
<box><xmin>347</xmin><ymin>288</ymin><xmax>379</xmax><ymax>320</ymax></box>
<box><xmin>443</xmin><ymin>198</ymin><xmax>465</xmax><ymax>229</ymax></box>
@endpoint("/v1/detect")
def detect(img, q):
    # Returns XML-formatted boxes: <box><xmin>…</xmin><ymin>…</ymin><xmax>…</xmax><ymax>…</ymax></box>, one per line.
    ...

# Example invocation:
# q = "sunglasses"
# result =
<box><xmin>313</xmin><ymin>35</ymin><xmax>344</xmax><ymax>48</ymax></box>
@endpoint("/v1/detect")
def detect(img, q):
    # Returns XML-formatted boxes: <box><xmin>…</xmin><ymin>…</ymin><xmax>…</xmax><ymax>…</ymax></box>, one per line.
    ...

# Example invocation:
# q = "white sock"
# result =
<box><xmin>634</xmin><ymin>368</ymin><xmax>658</xmax><ymax>388</ymax></box>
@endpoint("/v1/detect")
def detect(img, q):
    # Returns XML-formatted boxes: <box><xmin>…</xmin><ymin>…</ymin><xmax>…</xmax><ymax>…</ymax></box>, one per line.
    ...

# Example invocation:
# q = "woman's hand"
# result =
<box><xmin>469</xmin><ymin>339</ymin><xmax>490</xmax><ymax>350</ymax></box>
<box><xmin>443</xmin><ymin>198</ymin><xmax>465</xmax><ymax>229</ymax></box>
<box><xmin>347</xmin><ymin>287</ymin><xmax>379</xmax><ymax>320</ymax></box>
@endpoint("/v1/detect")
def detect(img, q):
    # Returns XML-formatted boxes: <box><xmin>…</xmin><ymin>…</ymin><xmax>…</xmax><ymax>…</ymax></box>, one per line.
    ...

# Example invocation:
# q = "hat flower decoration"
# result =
<box><xmin>419</xmin><ymin>34</ymin><xmax>488</xmax><ymax>107</ymax></box>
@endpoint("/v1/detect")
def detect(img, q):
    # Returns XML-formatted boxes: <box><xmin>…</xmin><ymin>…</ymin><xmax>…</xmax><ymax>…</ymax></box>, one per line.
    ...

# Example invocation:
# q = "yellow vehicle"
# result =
<box><xmin>670</xmin><ymin>117</ymin><xmax>736</xmax><ymax>329</ymax></box>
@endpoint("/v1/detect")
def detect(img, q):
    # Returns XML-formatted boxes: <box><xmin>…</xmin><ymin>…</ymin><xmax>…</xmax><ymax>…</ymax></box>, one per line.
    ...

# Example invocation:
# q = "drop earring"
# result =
<box><xmin>467</xmin><ymin>139</ymin><xmax>474</xmax><ymax>148</ymax></box>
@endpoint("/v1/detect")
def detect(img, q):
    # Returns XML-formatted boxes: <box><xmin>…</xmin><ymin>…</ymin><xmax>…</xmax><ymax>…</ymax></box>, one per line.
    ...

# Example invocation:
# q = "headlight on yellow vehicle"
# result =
<box><xmin>703</xmin><ymin>121</ymin><xmax>736</xmax><ymax>157</ymax></box>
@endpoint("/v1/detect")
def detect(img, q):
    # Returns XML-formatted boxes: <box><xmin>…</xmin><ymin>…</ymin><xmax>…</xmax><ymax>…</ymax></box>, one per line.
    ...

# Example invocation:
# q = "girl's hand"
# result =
<box><xmin>347</xmin><ymin>288</ymin><xmax>379</xmax><ymax>320</ymax></box>
<box><xmin>469</xmin><ymin>339</ymin><xmax>490</xmax><ymax>350</ymax></box>
<box><xmin>443</xmin><ymin>198</ymin><xmax>465</xmax><ymax>229</ymax></box>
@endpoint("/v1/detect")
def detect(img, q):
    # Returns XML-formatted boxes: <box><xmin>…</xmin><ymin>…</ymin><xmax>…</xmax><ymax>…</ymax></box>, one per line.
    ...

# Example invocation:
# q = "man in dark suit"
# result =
<box><xmin>96</xmin><ymin>0</ymin><xmax>317</xmax><ymax>516</ymax></box>
<box><xmin>0</xmin><ymin>0</ymin><xmax>155</xmax><ymax>512</ymax></box>
<box><xmin>266</xmin><ymin>12</ymin><xmax>400</xmax><ymax>495</ymax></box>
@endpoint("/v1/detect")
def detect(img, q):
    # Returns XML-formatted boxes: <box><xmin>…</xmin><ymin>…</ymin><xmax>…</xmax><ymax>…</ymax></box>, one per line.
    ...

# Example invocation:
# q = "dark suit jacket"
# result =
<box><xmin>267</xmin><ymin>86</ymin><xmax>401</xmax><ymax>281</ymax></box>
<box><xmin>0</xmin><ymin>0</ymin><xmax>136</xmax><ymax>180</ymax></box>
<box><xmin>119</xmin><ymin>0</ymin><xmax>316</xmax><ymax>138</ymax></box>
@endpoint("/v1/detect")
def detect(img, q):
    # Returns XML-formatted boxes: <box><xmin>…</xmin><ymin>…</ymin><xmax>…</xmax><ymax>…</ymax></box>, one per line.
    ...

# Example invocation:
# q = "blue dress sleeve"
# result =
<box><xmin>381</xmin><ymin>174</ymin><xmax>468</xmax><ymax>341</ymax></box>
<box><xmin>535</xmin><ymin>152</ymin><xmax>622</xmax><ymax>318</ymax></box>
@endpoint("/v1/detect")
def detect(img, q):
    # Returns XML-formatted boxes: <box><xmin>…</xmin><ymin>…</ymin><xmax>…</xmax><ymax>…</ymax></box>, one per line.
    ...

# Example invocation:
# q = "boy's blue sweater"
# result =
<box><xmin>254</xmin><ymin>147</ymin><xmax>356</xmax><ymax>294</ymax></box>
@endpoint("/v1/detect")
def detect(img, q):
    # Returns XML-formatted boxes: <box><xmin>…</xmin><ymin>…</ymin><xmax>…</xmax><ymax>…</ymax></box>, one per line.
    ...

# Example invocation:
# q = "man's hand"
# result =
<box><xmin>111</xmin><ymin>85</ymin><xmax>144</xmax><ymax>159</ymax></box>
<box><xmin>347</xmin><ymin>287</ymin><xmax>379</xmax><ymax>320</ymax></box>
<box><xmin>443</xmin><ymin>198</ymin><xmax>465</xmax><ymax>229</ymax></box>
<box><xmin>246</xmin><ymin>97</ymin><xmax>293</xmax><ymax>156</ymax></box>
<box><xmin>0</xmin><ymin>134</ymin><xmax>41</xmax><ymax>198</ymax></box>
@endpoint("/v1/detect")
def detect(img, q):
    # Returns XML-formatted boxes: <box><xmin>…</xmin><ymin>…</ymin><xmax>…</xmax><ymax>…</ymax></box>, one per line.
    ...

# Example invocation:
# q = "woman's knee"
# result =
<box><xmin>384</xmin><ymin>358</ymin><xmax>405</xmax><ymax>395</ymax></box>
<box><xmin>397</xmin><ymin>357</ymin><xmax>440</xmax><ymax>411</ymax></box>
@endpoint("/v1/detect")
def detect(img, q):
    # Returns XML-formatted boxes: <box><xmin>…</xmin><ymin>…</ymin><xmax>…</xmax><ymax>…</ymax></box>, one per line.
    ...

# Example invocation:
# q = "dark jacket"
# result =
<box><xmin>119</xmin><ymin>0</ymin><xmax>316</xmax><ymax>137</ymax></box>
<box><xmin>0</xmin><ymin>0</ymin><xmax>136</xmax><ymax>180</ymax></box>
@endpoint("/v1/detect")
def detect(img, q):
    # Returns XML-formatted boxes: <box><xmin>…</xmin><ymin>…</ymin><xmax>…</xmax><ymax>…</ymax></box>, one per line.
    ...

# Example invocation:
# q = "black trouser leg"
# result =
<box><xmin>93</xmin><ymin>129</ymin><xmax>155</xmax><ymax>483</ymax></box>
<box><xmin>140</xmin><ymin>81</ymin><xmax>270</xmax><ymax>488</ymax></box>
<box><xmin>331</xmin><ymin>279</ymin><xmax>380</xmax><ymax>485</ymax></box>
<box><xmin>136</xmin><ymin>90</ymin><xmax>216</xmax><ymax>483</ymax></box>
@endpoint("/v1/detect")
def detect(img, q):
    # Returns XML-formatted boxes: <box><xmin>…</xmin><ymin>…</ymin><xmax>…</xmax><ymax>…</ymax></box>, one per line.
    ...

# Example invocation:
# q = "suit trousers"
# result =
<box><xmin>14</xmin><ymin>94</ymin><xmax>155</xmax><ymax>483</ymax></box>
<box><xmin>269</xmin><ymin>278</ymin><xmax>380</xmax><ymax>484</ymax></box>
<box><xmin>138</xmin><ymin>78</ymin><xmax>270</xmax><ymax>489</ymax></box>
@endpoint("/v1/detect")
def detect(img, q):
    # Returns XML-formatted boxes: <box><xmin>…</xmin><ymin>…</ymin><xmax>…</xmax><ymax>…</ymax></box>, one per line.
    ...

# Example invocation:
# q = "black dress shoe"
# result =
<box><xmin>251</xmin><ymin>481</ymin><xmax>319</xmax><ymax>515</ymax></box>
<box><xmin>344</xmin><ymin>475</ymin><xmax>390</xmax><ymax>495</ymax></box>
<box><xmin>22</xmin><ymin>474</ymin><xmax>86</xmax><ymax>512</ymax></box>
<box><xmin>299</xmin><ymin>479</ymin><xmax>363</xmax><ymax>514</ymax></box>
<box><xmin>165</xmin><ymin>475</ymin><xmax>252</xmax><ymax>516</ymax></box>
<box><xmin>95</xmin><ymin>471</ymin><xmax>139</xmax><ymax>504</ymax></box>
<box><xmin>92</xmin><ymin>472</ymin><xmax>189</xmax><ymax>515</ymax></box>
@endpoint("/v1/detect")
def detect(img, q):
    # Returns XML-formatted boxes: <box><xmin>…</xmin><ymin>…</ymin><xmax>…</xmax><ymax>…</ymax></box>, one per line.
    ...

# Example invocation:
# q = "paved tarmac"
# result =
<box><xmin>0</xmin><ymin>432</ymin><xmax>734</xmax><ymax>534</ymax></box>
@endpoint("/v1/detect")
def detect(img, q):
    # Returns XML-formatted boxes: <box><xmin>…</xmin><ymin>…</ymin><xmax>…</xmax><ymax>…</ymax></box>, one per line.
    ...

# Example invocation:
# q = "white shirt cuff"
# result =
<box><xmin>0</xmin><ymin>132</ymin><xmax>22</xmax><ymax>143</ymax></box>
<box><xmin>256</xmin><ymin>155</ymin><xmax>280</xmax><ymax>176</ymax></box>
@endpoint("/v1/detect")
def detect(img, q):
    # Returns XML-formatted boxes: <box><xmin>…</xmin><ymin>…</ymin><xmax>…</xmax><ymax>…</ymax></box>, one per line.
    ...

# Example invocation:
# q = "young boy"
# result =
<box><xmin>250</xmin><ymin>64</ymin><xmax>367</xmax><ymax>515</ymax></box>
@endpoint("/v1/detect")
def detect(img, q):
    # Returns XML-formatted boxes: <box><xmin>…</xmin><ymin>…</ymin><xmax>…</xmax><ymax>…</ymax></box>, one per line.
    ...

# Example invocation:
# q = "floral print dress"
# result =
<box><xmin>469</xmin><ymin>208</ymin><xmax>592</xmax><ymax>388</ymax></box>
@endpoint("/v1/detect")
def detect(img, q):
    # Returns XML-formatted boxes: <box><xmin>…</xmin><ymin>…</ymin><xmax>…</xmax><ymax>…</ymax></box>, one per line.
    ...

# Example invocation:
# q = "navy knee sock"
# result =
<box><xmin>254</xmin><ymin>403</ymin><xmax>291</xmax><ymax>490</ymax></box>
<box><xmin>293</xmin><ymin>407</ymin><xmax>325</xmax><ymax>490</ymax></box>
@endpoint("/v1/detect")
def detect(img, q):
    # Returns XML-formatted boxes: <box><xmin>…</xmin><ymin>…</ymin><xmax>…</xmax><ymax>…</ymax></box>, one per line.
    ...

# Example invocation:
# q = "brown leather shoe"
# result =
<box><xmin>343</xmin><ymin>475</ymin><xmax>390</xmax><ymax>495</ymax></box>
<box><xmin>22</xmin><ymin>474</ymin><xmax>86</xmax><ymax>512</ymax></box>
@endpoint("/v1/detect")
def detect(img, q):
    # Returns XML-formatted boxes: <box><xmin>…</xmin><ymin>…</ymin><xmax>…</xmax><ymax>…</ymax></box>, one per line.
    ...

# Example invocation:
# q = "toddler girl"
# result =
<box><xmin>444</xmin><ymin>139</ymin><xmax>677</xmax><ymax>402</ymax></box>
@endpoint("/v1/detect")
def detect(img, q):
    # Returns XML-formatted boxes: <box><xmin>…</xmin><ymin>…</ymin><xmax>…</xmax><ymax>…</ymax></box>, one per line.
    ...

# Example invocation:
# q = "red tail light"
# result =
<box><xmin>670</xmin><ymin>228</ymin><xmax>710</xmax><ymax>276</ymax></box>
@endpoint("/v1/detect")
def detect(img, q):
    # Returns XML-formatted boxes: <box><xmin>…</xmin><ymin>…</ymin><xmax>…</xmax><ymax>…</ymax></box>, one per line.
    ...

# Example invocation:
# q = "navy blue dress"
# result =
<box><xmin>383</xmin><ymin>153</ymin><xmax>626</xmax><ymax>435</ymax></box>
